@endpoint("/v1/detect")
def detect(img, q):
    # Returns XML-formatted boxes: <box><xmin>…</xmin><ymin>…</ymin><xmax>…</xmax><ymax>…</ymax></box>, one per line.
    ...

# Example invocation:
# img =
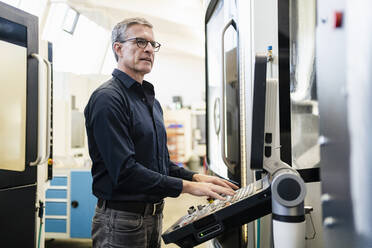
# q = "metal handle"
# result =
<box><xmin>29</xmin><ymin>53</ymin><xmax>51</xmax><ymax>166</ymax></box>
<box><xmin>213</xmin><ymin>98</ymin><xmax>221</xmax><ymax>135</ymax></box>
<box><xmin>43</xmin><ymin>58</ymin><xmax>52</xmax><ymax>164</ymax></box>
<box><xmin>221</xmin><ymin>19</ymin><xmax>236</xmax><ymax>168</ymax></box>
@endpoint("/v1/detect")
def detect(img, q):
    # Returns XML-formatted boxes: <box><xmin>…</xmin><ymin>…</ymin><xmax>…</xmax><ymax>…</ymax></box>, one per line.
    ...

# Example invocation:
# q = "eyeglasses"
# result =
<box><xmin>119</xmin><ymin>37</ymin><xmax>161</xmax><ymax>52</ymax></box>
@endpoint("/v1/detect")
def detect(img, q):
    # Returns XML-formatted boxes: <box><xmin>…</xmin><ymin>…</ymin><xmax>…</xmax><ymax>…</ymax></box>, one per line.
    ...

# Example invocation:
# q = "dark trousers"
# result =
<box><xmin>92</xmin><ymin>201</ymin><xmax>163</xmax><ymax>248</ymax></box>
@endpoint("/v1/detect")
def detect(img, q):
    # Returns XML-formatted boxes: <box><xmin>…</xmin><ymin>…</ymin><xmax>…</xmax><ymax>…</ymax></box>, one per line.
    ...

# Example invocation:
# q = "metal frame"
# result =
<box><xmin>0</xmin><ymin>2</ymin><xmax>39</xmax><ymax>247</ymax></box>
<box><xmin>205</xmin><ymin>0</ymin><xmax>218</xmax><ymax>168</ymax></box>
<box><xmin>277</xmin><ymin>0</ymin><xmax>292</xmax><ymax>166</ymax></box>
<box><xmin>221</xmin><ymin>18</ymin><xmax>241</xmax><ymax>180</ymax></box>
<box><xmin>277</xmin><ymin>0</ymin><xmax>320</xmax><ymax>183</ymax></box>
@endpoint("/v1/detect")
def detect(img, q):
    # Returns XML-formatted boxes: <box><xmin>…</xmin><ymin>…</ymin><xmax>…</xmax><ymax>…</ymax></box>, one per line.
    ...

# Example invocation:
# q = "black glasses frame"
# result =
<box><xmin>119</xmin><ymin>37</ymin><xmax>161</xmax><ymax>52</ymax></box>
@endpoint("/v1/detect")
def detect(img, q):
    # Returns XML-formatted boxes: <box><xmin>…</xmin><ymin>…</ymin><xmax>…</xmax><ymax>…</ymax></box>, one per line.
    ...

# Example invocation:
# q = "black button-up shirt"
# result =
<box><xmin>84</xmin><ymin>69</ymin><xmax>196</xmax><ymax>203</ymax></box>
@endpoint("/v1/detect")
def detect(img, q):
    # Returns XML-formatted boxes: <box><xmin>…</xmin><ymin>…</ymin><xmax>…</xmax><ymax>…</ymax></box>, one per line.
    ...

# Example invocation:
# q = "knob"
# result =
<box><xmin>71</xmin><ymin>200</ymin><xmax>79</xmax><ymax>208</ymax></box>
<box><xmin>188</xmin><ymin>206</ymin><xmax>196</xmax><ymax>215</ymax></box>
<box><xmin>197</xmin><ymin>205</ymin><xmax>204</xmax><ymax>211</ymax></box>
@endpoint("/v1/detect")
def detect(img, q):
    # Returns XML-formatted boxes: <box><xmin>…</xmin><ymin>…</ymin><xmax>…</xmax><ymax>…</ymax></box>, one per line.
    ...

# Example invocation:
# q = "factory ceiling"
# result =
<box><xmin>65</xmin><ymin>0</ymin><xmax>206</xmax><ymax>57</ymax></box>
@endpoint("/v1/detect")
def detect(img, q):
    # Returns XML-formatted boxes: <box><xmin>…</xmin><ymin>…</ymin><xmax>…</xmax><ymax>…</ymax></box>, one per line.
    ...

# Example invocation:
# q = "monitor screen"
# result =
<box><xmin>250</xmin><ymin>55</ymin><xmax>267</xmax><ymax>170</ymax></box>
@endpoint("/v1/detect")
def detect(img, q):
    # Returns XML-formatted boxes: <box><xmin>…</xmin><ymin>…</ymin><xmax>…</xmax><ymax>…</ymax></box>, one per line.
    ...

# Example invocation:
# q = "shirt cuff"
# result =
<box><xmin>182</xmin><ymin>169</ymin><xmax>197</xmax><ymax>181</ymax></box>
<box><xmin>164</xmin><ymin>176</ymin><xmax>183</xmax><ymax>197</ymax></box>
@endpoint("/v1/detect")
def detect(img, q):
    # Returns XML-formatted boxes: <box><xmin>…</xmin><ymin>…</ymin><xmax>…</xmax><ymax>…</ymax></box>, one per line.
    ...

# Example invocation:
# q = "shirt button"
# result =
<box><xmin>142</xmin><ymin>98</ymin><xmax>146</xmax><ymax>102</ymax></box>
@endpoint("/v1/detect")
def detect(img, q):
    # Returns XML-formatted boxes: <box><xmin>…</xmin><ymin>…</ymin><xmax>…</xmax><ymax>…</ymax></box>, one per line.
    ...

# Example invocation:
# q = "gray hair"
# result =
<box><xmin>111</xmin><ymin>17</ymin><xmax>153</xmax><ymax>61</ymax></box>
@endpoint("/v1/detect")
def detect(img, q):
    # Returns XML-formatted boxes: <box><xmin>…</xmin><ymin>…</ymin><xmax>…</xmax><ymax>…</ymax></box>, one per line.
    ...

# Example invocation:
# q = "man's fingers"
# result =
<box><xmin>211</xmin><ymin>184</ymin><xmax>235</xmax><ymax>196</ymax></box>
<box><xmin>225</xmin><ymin>180</ymin><xmax>239</xmax><ymax>189</ymax></box>
<box><xmin>212</xmin><ymin>179</ymin><xmax>230</xmax><ymax>189</ymax></box>
<box><xmin>209</xmin><ymin>191</ymin><xmax>226</xmax><ymax>201</ymax></box>
<box><xmin>218</xmin><ymin>179</ymin><xmax>239</xmax><ymax>189</ymax></box>
<box><xmin>185</xmin><ymin>181</ymin><xmax>236</xmax><ymax>199</ymax></box>
<box><xmin>212</xmin><ymin>178</ymin><xmax>239</xmax><ymax>190</ymax></box>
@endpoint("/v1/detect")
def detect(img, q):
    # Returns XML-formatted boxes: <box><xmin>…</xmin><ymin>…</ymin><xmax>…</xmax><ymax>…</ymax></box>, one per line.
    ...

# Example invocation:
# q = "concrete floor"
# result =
<box><xmin>45</xmin><ymin>193</ymin><xmax>209</xmax><ymax>248</ymax></box>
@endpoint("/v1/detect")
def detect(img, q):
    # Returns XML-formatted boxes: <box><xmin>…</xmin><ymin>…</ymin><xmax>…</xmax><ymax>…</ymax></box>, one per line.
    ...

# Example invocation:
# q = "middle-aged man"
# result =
<box><xmin>84</xmin><ymin>17</ymin><xmax>238</xmax><ymax>248</ymax></box>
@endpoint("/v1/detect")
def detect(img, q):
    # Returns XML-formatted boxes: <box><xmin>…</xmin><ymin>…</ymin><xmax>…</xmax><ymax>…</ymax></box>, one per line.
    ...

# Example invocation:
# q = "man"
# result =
<box><xmin>84</xmin><ymin>17</ymin><xmax>238</xmax><ymax>248</ymax></box>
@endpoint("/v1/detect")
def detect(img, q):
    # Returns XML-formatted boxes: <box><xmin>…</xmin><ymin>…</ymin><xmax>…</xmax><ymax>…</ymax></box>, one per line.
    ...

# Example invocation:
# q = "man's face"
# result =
<box><xmin>116</xmin><ymin>24</ymin><xmax>155</xmax><ymax>76</ymax></box>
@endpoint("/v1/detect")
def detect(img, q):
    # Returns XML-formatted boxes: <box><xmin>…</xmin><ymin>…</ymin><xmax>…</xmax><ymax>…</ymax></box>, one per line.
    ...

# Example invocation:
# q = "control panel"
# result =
<box><xmin>162</xmin><ymin>175</ymin><xmax>272</xmax><ymax>247</ymax></box>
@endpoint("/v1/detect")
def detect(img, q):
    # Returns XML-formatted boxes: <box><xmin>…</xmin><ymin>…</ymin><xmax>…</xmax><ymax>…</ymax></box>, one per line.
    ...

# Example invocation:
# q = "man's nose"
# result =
<box><xmin>143</xmin><ymin>42</ymin><xmax>154</xmax><ymax>53</ymax></box>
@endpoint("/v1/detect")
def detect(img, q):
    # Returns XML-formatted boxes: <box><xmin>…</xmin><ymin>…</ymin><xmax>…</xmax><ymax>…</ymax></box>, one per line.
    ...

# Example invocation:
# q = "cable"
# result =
<box><xmin>257</xmin><ymin>218</ymin><xmax>261</xmax><ymax>248</ymax></box>
<box><xmin>38</xmin><ymin>221</ymin><xmax>43</xmax><ymax>248</ymax></box>
<box><xmin>37</xmin><ymin>201</ymin><xmax>44</xmax><ymax>248</ymax></box>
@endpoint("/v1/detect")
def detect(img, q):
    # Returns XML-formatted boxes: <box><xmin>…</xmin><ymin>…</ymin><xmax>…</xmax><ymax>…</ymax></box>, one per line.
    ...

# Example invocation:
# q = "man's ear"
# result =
<box><xmin>113</xmin><ymin>43</ymin><xmax>122</xmax><ymax>58</ymax></box>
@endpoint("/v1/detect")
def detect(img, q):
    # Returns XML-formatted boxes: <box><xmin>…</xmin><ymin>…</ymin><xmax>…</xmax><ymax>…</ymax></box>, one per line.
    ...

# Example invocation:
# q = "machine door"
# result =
<box><xmin>206</xmin><ymin>0</ymin><xmax>240</xmax><ymax>184</ymax></box>
<box><xmin>205</xmin><ymin>1</ymin><xmax>243</xmax><ymax>247</ymax></box>
<box><xmin>0</xmin><ymin>2</ymin><xmax>39</xmax><ymax>186</ymax></box>
<box><xmin>0</xmin><ymin>2</ymin><xmax>40</xmax><ymax>247</ymax></box>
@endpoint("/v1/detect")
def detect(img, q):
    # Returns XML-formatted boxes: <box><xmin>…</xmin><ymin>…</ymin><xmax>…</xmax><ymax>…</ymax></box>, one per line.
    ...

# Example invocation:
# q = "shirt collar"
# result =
<box><xmin>112</xmin><ymin>69</ymin><xmax>136</xmax><ymax>88</ymax></box>
<box><xmin>112</xmin><ymin>69</ymin><xmax>155</xmax><ymax>96</ymax></box>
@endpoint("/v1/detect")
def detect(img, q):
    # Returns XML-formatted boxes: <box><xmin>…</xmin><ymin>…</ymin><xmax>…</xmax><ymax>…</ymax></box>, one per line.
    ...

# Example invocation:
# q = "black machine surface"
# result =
<box><xmin>162</xmin><ymin>176</ymin><xmax>272</xmax><ymax>247</ymax></box>
<box><xmin>0</xmin><ymin>2</ymin><xmax>39</xmax><ymax>247</ymax></box>
<box><xmin>0</xmin><ymin>3</ymin><xmax>53</xmax><ymax>247</ymax></box>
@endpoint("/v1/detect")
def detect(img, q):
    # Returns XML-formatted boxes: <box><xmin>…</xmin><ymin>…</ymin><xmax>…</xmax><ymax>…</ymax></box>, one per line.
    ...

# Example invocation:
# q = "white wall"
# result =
<box><xmin>53</xmin><ymin>72</ymin><xmax>109</xmax><ymax>166</ymax></box>
<box><xmin>101</xmin><ymin>42</ymin><xmax>206</xmax><ymax>109</ymax></box>
<box><xmin>145</xmin><ymin>50</ymin><xmax>205</xmax><ymax>108</ymax></box>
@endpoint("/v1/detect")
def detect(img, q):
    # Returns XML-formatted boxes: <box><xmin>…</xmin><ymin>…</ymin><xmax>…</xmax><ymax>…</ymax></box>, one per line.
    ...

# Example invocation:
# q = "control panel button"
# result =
<box><xmin>264</xmin><ymin>146</ymin><xmax>271</xmax><ymax>157</ymax></box>
<box><xmin>265</xmin><ymin>133</ymin><xmax>272</xmax><ymax>144</ymax></box>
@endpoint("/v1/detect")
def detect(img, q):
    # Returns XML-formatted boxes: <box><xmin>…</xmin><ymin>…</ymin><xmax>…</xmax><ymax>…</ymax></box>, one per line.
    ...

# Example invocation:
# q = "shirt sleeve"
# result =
<box><xmin>88</xmin><ymin>90</ymin><xmax>183</xmax><ymax>198</ymax></box>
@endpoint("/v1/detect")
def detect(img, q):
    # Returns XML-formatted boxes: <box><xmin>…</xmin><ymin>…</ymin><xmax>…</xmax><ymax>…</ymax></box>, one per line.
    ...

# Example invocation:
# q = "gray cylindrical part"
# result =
<box><xmin>273</xmin><ymin>220</ymin><xmax>306</xmax><ymax>248</ymax></box>
<box><xmin>271</xmin><ymin>172</ymin><xmax>306</xmax><ymax>218</ymax></box>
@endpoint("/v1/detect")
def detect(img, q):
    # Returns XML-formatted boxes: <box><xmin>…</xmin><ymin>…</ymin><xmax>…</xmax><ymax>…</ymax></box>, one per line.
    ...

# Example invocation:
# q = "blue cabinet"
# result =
<box><xmin>70</xmin><ymin>171</ymin><xmax>97</xmax><ymax>238</ymax></box>
<box><xmin>45</xmin><ymin>170</ymin><xmax>97</xmax><ymax>238</ymax></box>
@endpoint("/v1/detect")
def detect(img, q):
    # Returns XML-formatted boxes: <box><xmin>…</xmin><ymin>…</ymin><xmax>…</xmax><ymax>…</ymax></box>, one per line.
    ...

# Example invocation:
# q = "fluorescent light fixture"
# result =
<box><xmin>62</xmin><ymin>7</ymin><xmax>79</xmax><ymax>34</ymax></box>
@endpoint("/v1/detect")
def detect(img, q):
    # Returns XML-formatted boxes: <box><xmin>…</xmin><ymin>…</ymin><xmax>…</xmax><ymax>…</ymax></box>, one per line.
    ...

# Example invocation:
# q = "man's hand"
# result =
<box><xmin>181</xmin><ymin>174</ymin><xmax>239</xmax><ymax>200</ymax></box>
<box><xmin>192</xmin><ymin>174</ymin><xmax>239</xmax><ymax>190</ymax></box>
<box><xmin>182</xmin><ymin>180</ymin><xmax>235</xmax><ymax>200</ymax></box>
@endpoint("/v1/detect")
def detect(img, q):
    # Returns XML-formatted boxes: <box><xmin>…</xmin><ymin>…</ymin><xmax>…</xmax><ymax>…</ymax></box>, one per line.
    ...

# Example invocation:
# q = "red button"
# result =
<box><xmin>335</xmin><ymin>11</ymin><xmax>343</xmax><ymax>28</ymax></box>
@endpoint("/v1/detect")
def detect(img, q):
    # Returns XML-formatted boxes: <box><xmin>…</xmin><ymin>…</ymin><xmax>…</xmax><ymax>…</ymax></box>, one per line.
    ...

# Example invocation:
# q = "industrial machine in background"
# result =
<box><xmin>202</xmin><ymin>0</ymin><xmax>320</xmax><ymax>247</ymax></box>
<box><xmin>163</xmin><ymin>51</ymin><xmax>308</xmax><ymax>248</ymax></box>
<box><xmin>163</xmin><ymin>0</ymin><xmax>372</xmax><ymax>247</ymax></box>
<box><xmin>0</xmin><ymin>2</ymin><xmax>53</xmax><ymax>247</ymax></box>
<box><xmin>316</xmin><ymin>0</ymin><xmax>372</xmax><ymax>247</ymax></box>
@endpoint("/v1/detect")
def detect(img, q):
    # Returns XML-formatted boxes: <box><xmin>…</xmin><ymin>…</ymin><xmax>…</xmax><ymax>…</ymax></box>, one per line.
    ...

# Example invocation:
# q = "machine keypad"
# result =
<box><xmin>172</xmin><ymin>178</ymin><xmax>268</xmax><ymax>230</ymax></box>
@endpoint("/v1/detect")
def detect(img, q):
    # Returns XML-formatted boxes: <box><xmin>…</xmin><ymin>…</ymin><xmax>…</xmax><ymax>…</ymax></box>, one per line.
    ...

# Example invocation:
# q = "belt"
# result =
<box><xmin>97</xmin><ymin>199</ymin><xmax>164</xmax><ymax>216</ymax></box>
